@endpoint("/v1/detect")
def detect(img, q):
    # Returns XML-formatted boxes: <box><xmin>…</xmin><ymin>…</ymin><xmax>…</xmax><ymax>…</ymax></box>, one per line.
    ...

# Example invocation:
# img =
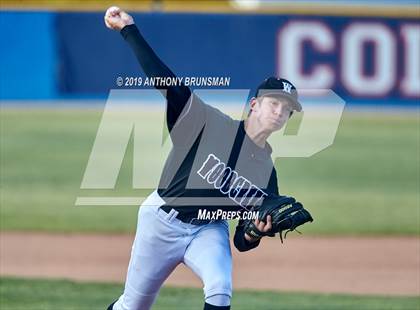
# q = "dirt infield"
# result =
<box><xmin>1</xmin><ymin>232</ymin><xmax>419</xmax><ymax>296</ymax></box>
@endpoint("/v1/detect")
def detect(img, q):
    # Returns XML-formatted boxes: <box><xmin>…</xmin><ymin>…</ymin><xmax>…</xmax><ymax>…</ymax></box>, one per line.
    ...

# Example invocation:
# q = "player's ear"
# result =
<box><xmin>247</xmin><ymin>97</ymin><xmax>258</xmax><ymax>117</ymax></box>
<box><xmin>249</xmin><ymin>97</ymin><xmax>258</xmax><ymax>112</ymax></box>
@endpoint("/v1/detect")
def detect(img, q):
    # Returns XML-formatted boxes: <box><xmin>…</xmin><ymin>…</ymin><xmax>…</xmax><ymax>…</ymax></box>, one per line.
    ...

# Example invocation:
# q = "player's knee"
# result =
<box><xmin>205</xmin><ymin>294</ymin><xmax>231</xmax><ymax>307</ymax></box>
<box><xmin>204</xmin><ymin>276</ymin><xmax>232</xmax><ymax>301</ymax></box>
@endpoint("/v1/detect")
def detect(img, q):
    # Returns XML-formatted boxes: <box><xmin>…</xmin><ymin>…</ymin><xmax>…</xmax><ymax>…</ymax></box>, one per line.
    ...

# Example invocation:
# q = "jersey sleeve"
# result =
<box><xmin>233</xmin><ymin>219</ymin><xmax>261</xmax><ymax>252</ymax></box>
<box><xmin>120</xmin><ymin>24</ymin><xmax>193</xmax><ymax>133</ymax></box>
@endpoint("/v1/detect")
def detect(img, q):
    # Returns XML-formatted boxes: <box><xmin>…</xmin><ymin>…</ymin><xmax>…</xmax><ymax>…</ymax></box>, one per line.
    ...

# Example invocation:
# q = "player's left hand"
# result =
<box><xmin>243</xmin><ymin>195</ymin><xmax>313</xmax><ymax>243</ymax></box>
<box><xmin>244</xmin><ymin>215</ymin><xmax>272</xmax><ymax>243</ymax></box>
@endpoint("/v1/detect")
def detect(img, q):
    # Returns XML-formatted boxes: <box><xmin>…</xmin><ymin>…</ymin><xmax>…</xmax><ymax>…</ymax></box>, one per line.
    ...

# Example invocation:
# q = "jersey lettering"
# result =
<box><xmin>197</xmin><ymin>153</ymin><xmax>267</xmax><ymax>209</ymax></box>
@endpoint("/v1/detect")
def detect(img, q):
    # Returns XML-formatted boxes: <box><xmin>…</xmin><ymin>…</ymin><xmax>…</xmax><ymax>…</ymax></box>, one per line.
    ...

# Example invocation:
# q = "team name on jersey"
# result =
<box><xmin>197</xmin><ymin>153</ymin><xmax>267</xmax><ymax>210</ymax></box>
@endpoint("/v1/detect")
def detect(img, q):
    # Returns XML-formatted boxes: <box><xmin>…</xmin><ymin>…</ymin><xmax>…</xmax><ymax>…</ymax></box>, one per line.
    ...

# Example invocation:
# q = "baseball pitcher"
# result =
<box><xmin>104</xmin><ymin>6</ymin><xmax>313</xmax><ymax>310</ymax></box>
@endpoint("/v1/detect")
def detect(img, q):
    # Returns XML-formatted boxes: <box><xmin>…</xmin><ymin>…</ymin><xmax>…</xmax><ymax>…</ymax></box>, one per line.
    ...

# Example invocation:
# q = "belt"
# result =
<box><xmin>160</xmin><ymin>205</ymin><xmax>214</xmax><ymax>226</ymax></box>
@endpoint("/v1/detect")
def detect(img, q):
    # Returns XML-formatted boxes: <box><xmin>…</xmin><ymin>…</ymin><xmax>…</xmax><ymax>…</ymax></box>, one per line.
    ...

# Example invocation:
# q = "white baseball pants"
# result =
<box><xmin>113</xmin><ymin>190</ymin><xmax>232</xmax><ymax>310</ymax></box>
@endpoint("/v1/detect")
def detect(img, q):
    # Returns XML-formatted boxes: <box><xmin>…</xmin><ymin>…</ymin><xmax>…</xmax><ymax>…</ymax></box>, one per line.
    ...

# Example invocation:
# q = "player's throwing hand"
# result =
<box><xmin>104</xmin><ymin>6</ymin><xmax>134</xmax><ymax>31</ymax></box>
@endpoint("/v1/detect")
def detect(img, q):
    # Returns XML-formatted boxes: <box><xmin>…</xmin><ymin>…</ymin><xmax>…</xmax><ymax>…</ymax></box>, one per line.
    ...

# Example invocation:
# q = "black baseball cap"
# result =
<box><xmin>255</xmin><ymin>77</ymin><xmax>302</xmax><ymax>112</ymax></box>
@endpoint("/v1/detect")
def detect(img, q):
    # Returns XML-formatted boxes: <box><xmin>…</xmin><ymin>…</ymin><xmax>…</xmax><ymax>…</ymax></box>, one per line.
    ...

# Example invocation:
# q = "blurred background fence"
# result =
<box><xmin>1</xmin><ymin>0</ymin><xmax>419</xmax><ymax>105</ymax></box>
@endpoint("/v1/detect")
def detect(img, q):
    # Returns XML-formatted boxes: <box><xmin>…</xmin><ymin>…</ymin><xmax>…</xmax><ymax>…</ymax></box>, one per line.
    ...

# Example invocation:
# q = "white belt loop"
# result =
<box><xmin>168</xmin><ymin>209</ymin><xmax>179</xmax><ymax>222</ymax></box>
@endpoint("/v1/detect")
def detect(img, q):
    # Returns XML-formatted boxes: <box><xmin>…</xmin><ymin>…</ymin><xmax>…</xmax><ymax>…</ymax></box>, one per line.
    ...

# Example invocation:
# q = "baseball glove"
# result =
<box><xmin>244</xmin><ymin>194</ymin><xmax>313</xmax><ymax>242</ymax></box>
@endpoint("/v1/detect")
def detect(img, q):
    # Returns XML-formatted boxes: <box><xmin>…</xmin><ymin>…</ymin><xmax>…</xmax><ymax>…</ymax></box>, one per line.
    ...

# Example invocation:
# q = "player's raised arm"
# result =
<box><xmin>104</xmin><ymin>6</ymin><xmax>192</xmax><ymax>131</ymax></box>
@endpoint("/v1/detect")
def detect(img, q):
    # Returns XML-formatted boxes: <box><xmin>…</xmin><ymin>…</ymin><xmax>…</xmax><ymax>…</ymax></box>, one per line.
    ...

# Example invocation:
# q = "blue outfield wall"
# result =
<box><xmin>0</xmin><ymin>11</ymin><xmax>57</xmax><ymax>99</ymax></box>
<box><xmin>0</xmin><ymin>11</ymin><xmax>419</xmax><ymax>105</ymax></box>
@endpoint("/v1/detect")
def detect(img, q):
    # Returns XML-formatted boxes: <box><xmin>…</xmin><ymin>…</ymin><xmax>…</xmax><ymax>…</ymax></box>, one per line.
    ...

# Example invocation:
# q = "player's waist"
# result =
<box><xmin>160</xmin><ymin>204</ymin><xmax>241</xmax><ymax>226</ymax></box>
<box><xmin>159</xmin><ymin>205</ymin><xmax>212</xmax><ymax>225</ymax></box>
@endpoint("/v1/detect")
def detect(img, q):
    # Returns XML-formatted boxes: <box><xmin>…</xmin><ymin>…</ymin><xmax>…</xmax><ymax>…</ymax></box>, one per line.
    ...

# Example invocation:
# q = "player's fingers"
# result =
<box><xmin>108</xmin><ymin>6</ymin><xmax>121</xmax><ymax>16</ymax></box>
<box><xmin>105</xmin><ymin>9</ymin><xmax>115</xmax><ymax>25</ymax></box>
<box><xmin>104</xmin><ymin>14</ymin><xmax>112</xmax><ymax>28</ymax></box>
<box><xmin>257</xmin><ymin>220</ymin><xmax>266</xmax><ymax>231</ymax></box>
<box><xmin>104</xmin><ymin>16</ymin><xmax>117</xmax><ymax>29</ymax></box>
<box><xmin>264</xmin><ymin>215</ymin><xmax>272</xmax><ymax>232</ymax></box>
<box><xmin>120</xmin><ymin>11</ymin><xmax>129</xmax><ymax>19</ymax></box>
<box><xmin>120</xmin><ymin>11</ymin><xmax>134</xmax><ymax>24</ymax></box>
<box><xmin>105</xmin><ymin>7</ymin><xmax>119</xmax><ymax>23</ymax></box>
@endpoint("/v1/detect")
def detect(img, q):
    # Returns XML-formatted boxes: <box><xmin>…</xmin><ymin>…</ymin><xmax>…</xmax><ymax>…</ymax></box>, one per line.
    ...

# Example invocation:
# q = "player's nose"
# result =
<box><xmin>274</xmin><ymin>104</ymin><xmax>284</xmax><ymax>116</ymax></box>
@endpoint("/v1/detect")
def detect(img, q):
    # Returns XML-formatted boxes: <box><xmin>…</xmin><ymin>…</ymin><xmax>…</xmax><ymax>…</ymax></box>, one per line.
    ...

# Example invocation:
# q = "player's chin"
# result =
<box><xmin>268</xmin><ymin>120</ymin><xmax>284</xmax><ymax>132</ymax></box>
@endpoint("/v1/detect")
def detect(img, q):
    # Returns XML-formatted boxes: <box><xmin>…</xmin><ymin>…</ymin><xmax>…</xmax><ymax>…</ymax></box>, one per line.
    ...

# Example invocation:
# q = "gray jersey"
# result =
<box><xmin>158</xmin><ymin>93</ymin><xmax>279</xmax><ymax>220</ymax></box>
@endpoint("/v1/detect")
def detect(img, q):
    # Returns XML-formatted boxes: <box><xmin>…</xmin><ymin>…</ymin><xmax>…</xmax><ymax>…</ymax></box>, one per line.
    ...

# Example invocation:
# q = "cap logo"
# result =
<box><xmin>282</xmin><ymin>82</ymin><xmax>292</xmax><ymax>94</ymax></box>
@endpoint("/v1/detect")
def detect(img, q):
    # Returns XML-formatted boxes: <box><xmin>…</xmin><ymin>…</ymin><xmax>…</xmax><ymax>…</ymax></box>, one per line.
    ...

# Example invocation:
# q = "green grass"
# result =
<box><xmin>0</xmin><ymin>277</ymin><xmax>419</xmax><ymax>310</ymax></box>
<box><xmin>0</xmin><ymin>107</ymin><xmax>419</xmax><ymax>235</ymax></box>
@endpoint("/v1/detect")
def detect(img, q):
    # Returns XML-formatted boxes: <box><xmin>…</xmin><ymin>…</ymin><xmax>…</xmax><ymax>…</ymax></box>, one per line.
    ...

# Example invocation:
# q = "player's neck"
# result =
<box><xmin>244</xmin><ymin>118</ymin><xmax>270</xmax><ymax>149</ymax></box>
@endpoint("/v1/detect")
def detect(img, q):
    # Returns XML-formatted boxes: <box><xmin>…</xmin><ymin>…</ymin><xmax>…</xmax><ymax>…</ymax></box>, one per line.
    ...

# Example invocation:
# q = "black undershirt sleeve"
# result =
<box><xmin>120</xmin><ymin>24</ymin><xmax>192</xmax><ymax>132</ymax></box>
<box><xmin>233</xmin><ymin>222</ymin><xmax>261</xmax><ymax>252</ymax></box>
<box><xmin>233</xmin><ymin>168</ymin><xmax>279</xmax><ymax>252</ymax></box>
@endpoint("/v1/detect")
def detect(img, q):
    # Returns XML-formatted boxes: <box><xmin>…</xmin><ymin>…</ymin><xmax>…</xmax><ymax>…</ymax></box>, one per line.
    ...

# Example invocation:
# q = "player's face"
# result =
<box><xmin>253</xmin><ymin>96</ymin><xmax>293</xmax><ymax>132</ymax></box>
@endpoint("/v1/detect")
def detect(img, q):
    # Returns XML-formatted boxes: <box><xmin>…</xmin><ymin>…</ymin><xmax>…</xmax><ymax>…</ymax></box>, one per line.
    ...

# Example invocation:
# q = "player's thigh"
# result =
<box><xmin>183</xmin><ymin>221</ymin><xmax>232</xmax><ymax>294</ymax></box>
<box><xmin>126</xmin><ymin>205</ymin><xmax>184</xmax><ymax>293</ymax></box>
